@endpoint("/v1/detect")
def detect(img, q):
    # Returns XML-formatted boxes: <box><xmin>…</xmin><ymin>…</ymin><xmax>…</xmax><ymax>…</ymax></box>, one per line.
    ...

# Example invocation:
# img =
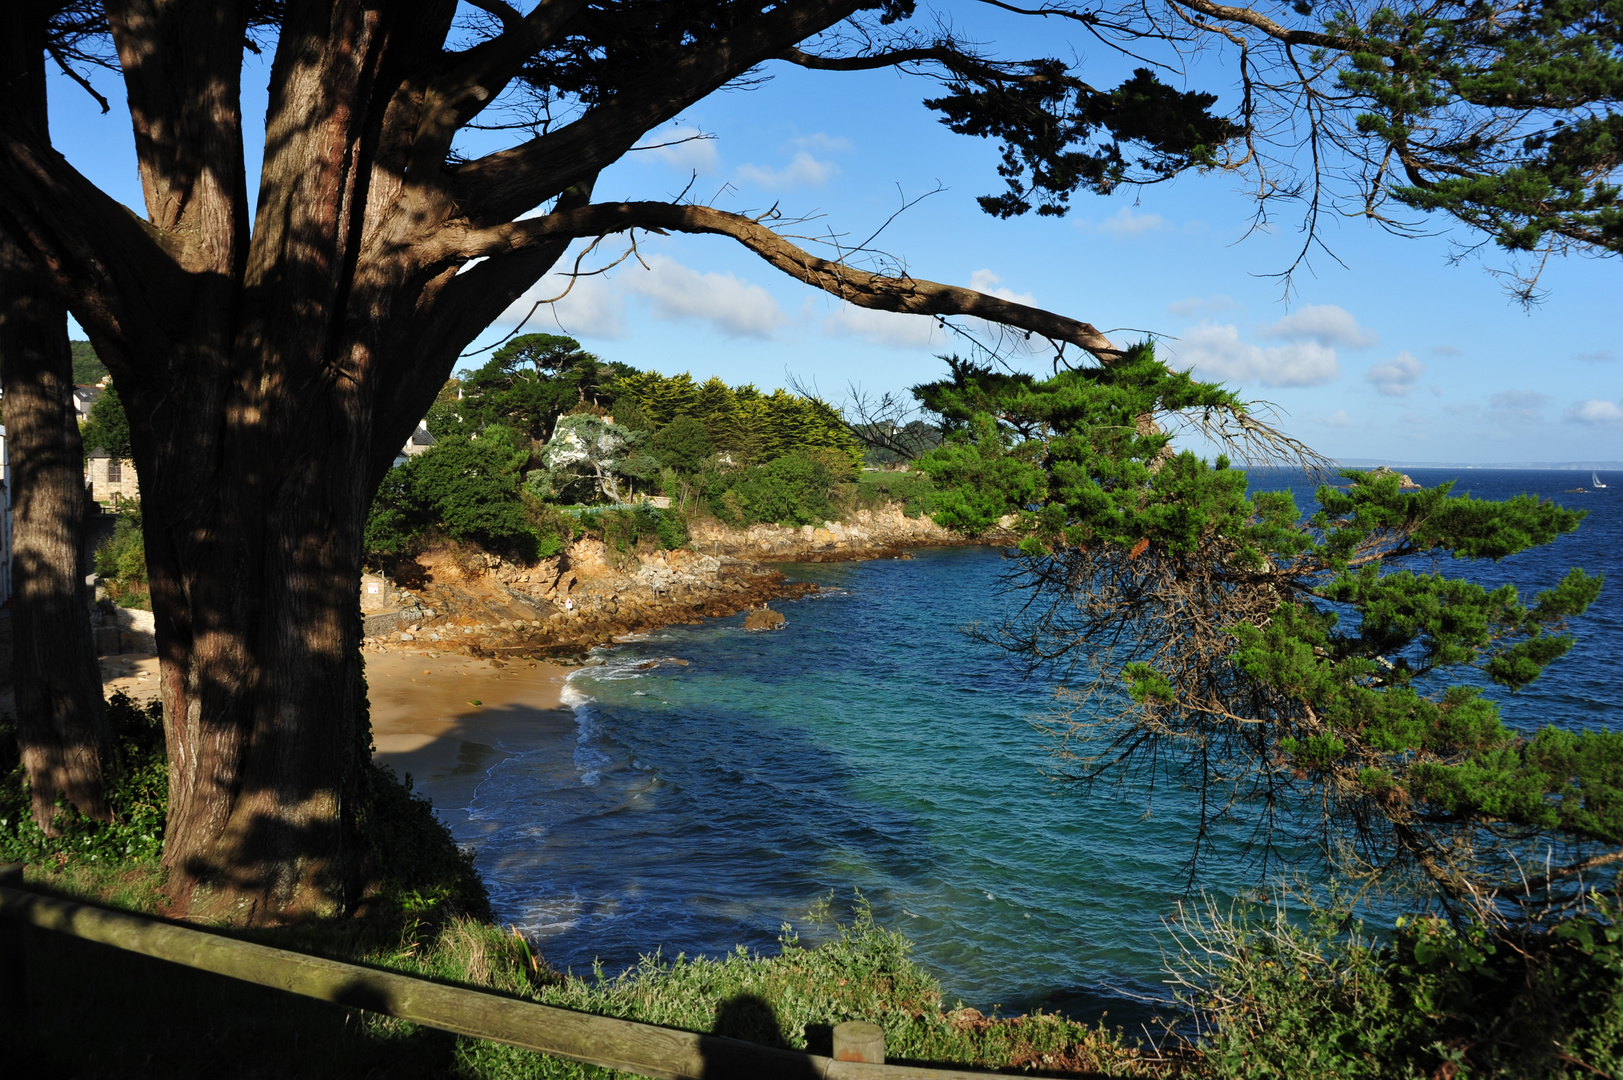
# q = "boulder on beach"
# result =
<box><xmin>744</xmin><ymin>607</ymin><xmax>787</xmax><ymax>631</ymax></box>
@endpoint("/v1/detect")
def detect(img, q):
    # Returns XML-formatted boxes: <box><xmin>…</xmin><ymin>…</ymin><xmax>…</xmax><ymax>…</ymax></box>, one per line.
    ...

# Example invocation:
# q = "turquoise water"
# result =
<box><xmin>422</xmin><ymin>469</ymin><xmax>1619</xmax><ymax>1023</ymax></box>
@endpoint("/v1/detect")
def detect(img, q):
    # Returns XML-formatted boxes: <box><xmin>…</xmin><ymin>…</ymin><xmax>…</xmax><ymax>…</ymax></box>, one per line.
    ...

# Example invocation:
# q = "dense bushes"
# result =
<box><xmin>365</xmin><ymin>426</ymin><xmax>574</xmax><ymax>564</ymax></box>
<box><xmin>706</xmin><ymin>452</ymin><xmax>839</xmax><ymax>527</ymax></box>
<box><xmin>0</xmin><ymin>692</ymin><xmax>166</xmax><ymax>865</ymax></box>
<box><xmin>93</xmin><ymin>507</ymin><xmax>150</xmax><ymax>609</ymax></box>
<box><xmin>1171</xmin><ymin>892</ymin><xmax>1623</xmax><ymax>1078</ymax></box>
<box><xmin>844</xmin><ymin>469</ymin><xmax>939</xmax><ymax>518</ymax></box>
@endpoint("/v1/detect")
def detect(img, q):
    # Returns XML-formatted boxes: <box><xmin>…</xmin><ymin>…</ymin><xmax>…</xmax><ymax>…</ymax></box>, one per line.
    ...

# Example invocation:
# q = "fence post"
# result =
<box><xmin>0</xmin><ymin>863</ymin><xmax>27</xmax><ymax>1015</ymax></box>
<box><xmin>833</xmin><ymin>1020</ymin><xmax>885</xmax><ymax>1064</ymax></box>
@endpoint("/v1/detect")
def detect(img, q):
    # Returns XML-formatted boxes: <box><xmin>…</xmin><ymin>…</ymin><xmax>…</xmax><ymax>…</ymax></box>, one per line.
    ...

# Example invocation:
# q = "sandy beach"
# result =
<box><xmin>365</xmin><ymin>651</ymin><xmax>578</xmax><ymax>781</ymax></box>
<box><xmin>85</xmin><ymin>649</ymin><xmax>578</xmax><ymax>785</ymax></box>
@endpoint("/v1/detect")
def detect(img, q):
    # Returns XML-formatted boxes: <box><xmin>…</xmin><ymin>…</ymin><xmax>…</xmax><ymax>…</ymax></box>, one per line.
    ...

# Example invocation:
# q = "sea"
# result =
<box><xmin>418</xmin><ymin>469</ymin><xmax>1620</xmax><ymax>1025</ymax></box>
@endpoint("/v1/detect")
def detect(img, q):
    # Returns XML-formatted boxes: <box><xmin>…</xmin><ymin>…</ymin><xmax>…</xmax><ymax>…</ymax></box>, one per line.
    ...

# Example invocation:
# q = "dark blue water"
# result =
<box><xmin>421</xmin><ymin>469</ymin><xmax>1618</xmax><ymax>1022</ymax></box>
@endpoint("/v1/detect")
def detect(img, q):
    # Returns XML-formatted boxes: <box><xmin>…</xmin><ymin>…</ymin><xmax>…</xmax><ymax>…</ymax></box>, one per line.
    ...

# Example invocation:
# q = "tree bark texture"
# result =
<box><xmin>0</xmin><ymin>0</ymin><xmax>113</xmax><ymax>833</ymax></box>
<box><xmin>0</xmin><ymin>237</ymin><xmax>112</xmax><ymax>832</ymax></box>
<box><xmin>0</xmin><ymin>0</ymin><xmax>1134</xmax><ymax>919</ymax></box>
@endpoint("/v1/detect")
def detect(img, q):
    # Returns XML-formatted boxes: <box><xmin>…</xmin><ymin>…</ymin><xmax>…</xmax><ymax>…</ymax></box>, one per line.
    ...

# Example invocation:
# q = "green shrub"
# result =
<box><xmin>366</xmin><ymin>427</ymin><xmax>542</xmax><ymax>564</ymax></box>
<box><xmin>844</xmin><ymin>470</ymin><xmax>938</xmax><ymax>518</ymax></box>
<box><xmin>707</xmin><ymin>452</ymin><xmax>836</xmax><ymax>527</ymax></box>
<box><xmin>582</xmin><ymin>505</ymin><xmax>687</xmax><ymax>560</ymax></box>
<box><xmin>0</xmin><ymin>691</ymin><xmax>167</xmax><ymax>865</ymax></box>
<box><xmin>93</xmin><ymin>508</ymin><xmax>150</xmax><ymax>609</ymax></box>
<box><xmin>1169</xmin><ymin>890</ymin><xmax>1623</xmax><ymax>1079</ymax></box>
<box><xmin>358</xmin><ymin>763</ymin><xmax>491</xmax><ymax>922</ymax></box>
<box><xmin>649</xmin><ymin>414</ymin><xmax>714</xmax><ymax>475</ymax></box>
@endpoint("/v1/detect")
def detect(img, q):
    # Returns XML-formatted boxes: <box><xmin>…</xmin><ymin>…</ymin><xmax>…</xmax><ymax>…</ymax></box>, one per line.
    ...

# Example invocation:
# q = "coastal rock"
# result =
<box><xmin>744</xmin><ymin>607</ymin><xmax>786</xmax><ymax>631</ymax></box>
<box><xmin>1370</xmin><ymin>465</ymin><xmax>1422</xmax><ymax>490</ymax></box>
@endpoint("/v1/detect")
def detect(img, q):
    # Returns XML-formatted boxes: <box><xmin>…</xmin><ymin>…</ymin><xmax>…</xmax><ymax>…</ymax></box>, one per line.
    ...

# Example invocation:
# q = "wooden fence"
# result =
<box><xmin>0</xmin><ymin>867</ymin><xmax>1036</xmax><ymax>1080</ymax></box>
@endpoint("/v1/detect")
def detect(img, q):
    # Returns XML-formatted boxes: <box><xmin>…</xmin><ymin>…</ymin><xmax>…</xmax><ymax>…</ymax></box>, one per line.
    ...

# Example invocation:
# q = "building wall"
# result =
<box><xmin>87</xmin><ymin>456</ymin><xmax>141</xmax><ymax>505</ymax></box>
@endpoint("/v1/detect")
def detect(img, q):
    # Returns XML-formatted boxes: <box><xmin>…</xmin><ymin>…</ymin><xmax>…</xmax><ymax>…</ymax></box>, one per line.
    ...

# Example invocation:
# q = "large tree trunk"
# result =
<box><xmin>0</xmin><ymin>0</ymin><xmax>1134</xmax><ymax>922</ymax></box>
<box><xmin>144</xmin><ymin>381</ymin><xmax>380</xmax><ymax>920</ymax></box>
<box><xmin>0</xmin><ymin>234</ymin><xmax>112</xmax><ymax>831</ymax></box>
<box><xmin>0</xmin><ymin>0</ymin><xmax>112</xmax><ymax>832</ymax></box>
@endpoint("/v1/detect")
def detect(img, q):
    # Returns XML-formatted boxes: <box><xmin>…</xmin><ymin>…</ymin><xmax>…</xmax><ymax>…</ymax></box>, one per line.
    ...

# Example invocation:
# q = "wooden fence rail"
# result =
<box><xmin>0</xmin><ymin>869</ymin><xmax>1026</xmax><ymax>1080</ymax></box>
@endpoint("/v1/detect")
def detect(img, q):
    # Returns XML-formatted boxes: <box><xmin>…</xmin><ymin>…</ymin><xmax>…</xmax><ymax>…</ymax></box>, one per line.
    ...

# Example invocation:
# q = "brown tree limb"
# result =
<box><xmin>456</xmin><ymin>200</ymin><xmax>1126</xmax><ymax>361</ymax></box>
<box><xmin>1166</xmin><ymin>0</ymin><xmax>1356</xmax><ymax>53</ymax></box>
<box><xmin>452</xmin><ymin>0</ymin><xmax>868</xmax><ymax>223</ymax></box>
<box><xmin>406</xmin><ymin>0</ymin><xmax>587</xmax><ymax>185</ymax></box>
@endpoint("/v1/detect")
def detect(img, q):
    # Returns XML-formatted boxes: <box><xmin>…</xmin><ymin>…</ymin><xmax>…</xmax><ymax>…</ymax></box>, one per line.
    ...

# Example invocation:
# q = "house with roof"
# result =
<box><xmin>393</xmin><ymin>421</ymin><xmax>437</xmax><ymax>468</ymax></box>
<box><xmin>87</xmin><ymin>446</ymin><xmax>139</xmax><ymax>505</ymax></box>
<box><xmin>72</xmin><ymin>382</ymin><xmax>106</xmax><ymax>423</ymax></box>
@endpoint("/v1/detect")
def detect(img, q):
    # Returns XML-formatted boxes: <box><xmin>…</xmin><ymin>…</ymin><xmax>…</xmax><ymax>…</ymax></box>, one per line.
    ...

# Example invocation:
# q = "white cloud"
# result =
<box><xmin>1431</xmin><ymin>343</ymin><xmax>1463</xmax><ymax>356</ymax></box>
<box><xmin>790</xmin><ymin>132</ymin><xmax>853</xmax><ymax>153</ymax></box>
<box><xmin>1317</xmin><ymin>409</ymin><xmax>1354</xmax><ymax>428</ymax></box>
<box><xmin>622</xmin><ymin>254</ymin><xmax>786</xmax><ymax>338</ymax></box>
<box><xmin>1256</xmin><ymin>304</ymin><xmax>1378</xmax><ymax>348</ymax></box>
<box><xmin>1565</xmin><ymin>398</ymin><xmax>1623</xmax><ymax>426</ymax></box>
<box><xmin>1087</xmin><ymin>206</ymin><xmax>1171</xmax><ymax>239</ymax></box>
<box><xmin>1365</xmin><ymin>352</ymin><xmax>1425</xmax><ymax>397</ymax></box>
<box><xmin>1576</xmin><ymin>349</ymin><xmax>1616</xmax><ymax>364</ymax></box>
<box><xmin>735</xmin><ymin>151</ymin><xmax>840</xmax><ymax>189</ymax></box>
<box><xmin>1489</xmin><ymin>389</ymin><xmax>1550</xmax><ymax>423</ymax></box>
<box><xmin>967</xmin><ymin>268</ymin><xmax>1038</xmax><ymax>307</ymax></box>
<box><xmin>1168</xmin><ymin>323</ymin><xmax>1340</xmax><ymax>388</ymax></box>
<box><xmin>498</xmin><ymin>271</ymin><xmax>628</xmax><ymax>339</ymax></box>
<box><xmin>631</xmin><ymin>127</ymin><xmax>718</xmax><ymax>174</ymax></box>
<box><xmin>1166</xmin><ymin>294</ymin><xmax>1240</xmax><ymax>318</ymax></box>
<box><xmin>824</xmin><ymin>304</ymin><xmax>940</xmax><ymax>348</ymax></box>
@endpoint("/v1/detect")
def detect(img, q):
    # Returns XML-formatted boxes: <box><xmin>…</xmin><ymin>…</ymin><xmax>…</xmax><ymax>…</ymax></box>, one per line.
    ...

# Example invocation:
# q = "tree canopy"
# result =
<box><xmin>2</xmin><ymin>0</ymin><xmax>1614</xmax><ymax>918</ymax></box>
<box><xmin>78</xmin><ymin>380</ymin><xmax>129</xmax><ymax>460</ymax></box>
<box><xmin>893</xmin><ymin>346</ymin><xmax>1609</xmax><ymax>917</ymax></box>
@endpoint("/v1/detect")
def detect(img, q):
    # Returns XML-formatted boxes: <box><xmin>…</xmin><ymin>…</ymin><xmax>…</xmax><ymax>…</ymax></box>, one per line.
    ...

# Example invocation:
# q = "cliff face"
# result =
<box><xmin>362</xmin><ymin>503</ymin><xmax>1002</xmax><ymax>659</ymax></box>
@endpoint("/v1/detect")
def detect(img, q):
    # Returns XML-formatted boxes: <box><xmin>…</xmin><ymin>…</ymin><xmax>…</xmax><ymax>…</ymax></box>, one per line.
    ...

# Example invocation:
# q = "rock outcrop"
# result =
<box><xmin>743</xmin><ymin>607</ymin><xmax>786</xmax><ymax>631</ymax></box>
<box><xmin>363</xmin><ymin>501</ymin><xmax>997</xmax><ymax>660</ymax></box>
<box><xmin>1369</xmin><ymin>465</ymin><xmax>1422</xmax><ymax>490</ymax></box>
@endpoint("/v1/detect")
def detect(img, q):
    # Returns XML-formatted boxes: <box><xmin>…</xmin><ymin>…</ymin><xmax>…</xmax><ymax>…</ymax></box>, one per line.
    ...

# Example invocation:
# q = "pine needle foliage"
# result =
<box><xmin>911</xmin><ymin>344</ymin><xmax>1608</xmax><ymax>915</ymax></box>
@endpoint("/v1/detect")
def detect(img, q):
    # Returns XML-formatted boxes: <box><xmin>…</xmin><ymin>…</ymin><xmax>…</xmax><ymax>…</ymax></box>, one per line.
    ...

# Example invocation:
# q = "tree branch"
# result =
<box><xmin>453</xmin><ymin>0</ymin><xmax>868</xmax><ymax>223</ymax></box>
<box><xmin>458</xmin><ymin>200</ymin><xmax>1125</xmax><ymax>361</ymax></box>
<box><xmin>1167</xmin><ymin>0</ymin><xmax>1355</xmax><ymax>52</ymax></box>
<box><xmin>406</xmin><ymin>0</ymin><xmax>588</xmax><ymax>186</ymax></box>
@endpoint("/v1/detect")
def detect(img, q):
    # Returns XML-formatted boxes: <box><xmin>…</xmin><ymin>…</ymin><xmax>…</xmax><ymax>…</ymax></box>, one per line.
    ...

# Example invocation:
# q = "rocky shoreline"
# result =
<box><xmin>362</xmin><ymin>503</ymin><xmax>994</xmax><ymax>660</ymax></box>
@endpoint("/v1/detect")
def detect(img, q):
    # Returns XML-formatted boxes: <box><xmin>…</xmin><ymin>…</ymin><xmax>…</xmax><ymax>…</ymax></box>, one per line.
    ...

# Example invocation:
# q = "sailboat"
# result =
<box><xmin>1595</xmin><ymin>471</ymin><xmax>1608</xmax><ymax>489</ymax></box>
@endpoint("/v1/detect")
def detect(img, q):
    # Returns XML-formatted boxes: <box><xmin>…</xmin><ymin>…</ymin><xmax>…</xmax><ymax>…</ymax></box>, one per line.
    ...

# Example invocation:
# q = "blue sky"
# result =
<box><xmin>45</xmin><ymin>4</ymin><xmax>1621</xmax><ymax>465</ymax></box>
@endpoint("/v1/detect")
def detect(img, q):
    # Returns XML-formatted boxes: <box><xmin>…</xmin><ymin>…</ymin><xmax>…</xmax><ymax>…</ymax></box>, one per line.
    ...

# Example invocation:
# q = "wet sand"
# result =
<box><xmin>365</xmin><ymin>652</ymin><xmax>579</xmax><ymax>783</ymax></box>
<box><xmin>76</xmin><ymin>650</ymin><xmax>578</xmax><ymax>789</ymax></box>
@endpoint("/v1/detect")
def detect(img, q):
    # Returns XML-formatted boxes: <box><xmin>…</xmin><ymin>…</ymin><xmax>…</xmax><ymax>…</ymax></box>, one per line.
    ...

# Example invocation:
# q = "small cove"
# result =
<box><xmin>406</xmin><ymin>469</ymin><xmax>1621</xmax><ymax>1023</ymax></box>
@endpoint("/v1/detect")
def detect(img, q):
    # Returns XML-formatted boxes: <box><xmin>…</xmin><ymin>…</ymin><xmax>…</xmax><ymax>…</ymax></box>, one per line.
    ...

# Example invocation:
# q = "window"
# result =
<box><xmin>107</xmin><ymin>460</ymin><xmax>122</xmax><ymax>483</ymax></box>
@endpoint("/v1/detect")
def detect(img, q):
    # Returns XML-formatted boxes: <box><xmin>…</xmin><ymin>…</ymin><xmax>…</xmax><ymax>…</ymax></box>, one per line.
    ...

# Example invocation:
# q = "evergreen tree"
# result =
<box><xmin>913</xmin><ymin>345</ymin><xmax>1609</xmax><ymax>914</ymax></box>
<box><xmin>79</xmin><ymin>381</ymin><xmax>130</xmax><ymax>460</ymax></box>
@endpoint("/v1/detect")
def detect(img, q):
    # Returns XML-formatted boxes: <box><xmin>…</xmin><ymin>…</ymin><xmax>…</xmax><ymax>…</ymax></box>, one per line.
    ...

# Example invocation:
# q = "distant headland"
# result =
<box><xmin>1334</xmin><ymin>458</ymin><xmax>1623</xmax><ymax>471</ymax></box>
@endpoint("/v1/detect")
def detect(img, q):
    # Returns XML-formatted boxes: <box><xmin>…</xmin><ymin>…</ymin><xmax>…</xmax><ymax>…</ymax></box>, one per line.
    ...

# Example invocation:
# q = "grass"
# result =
<box><xmin>3</xmin><ymin>862</ymin><xmax>1180</xmax><ymax>1079</ymax></box>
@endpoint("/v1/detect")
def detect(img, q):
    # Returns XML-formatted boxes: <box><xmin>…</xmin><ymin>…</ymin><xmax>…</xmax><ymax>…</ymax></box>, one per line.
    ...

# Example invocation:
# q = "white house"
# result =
<box><xmin>72</xmin><ymin>382</ymin><xmax>106</xmax><ymax>423</ymax></box>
